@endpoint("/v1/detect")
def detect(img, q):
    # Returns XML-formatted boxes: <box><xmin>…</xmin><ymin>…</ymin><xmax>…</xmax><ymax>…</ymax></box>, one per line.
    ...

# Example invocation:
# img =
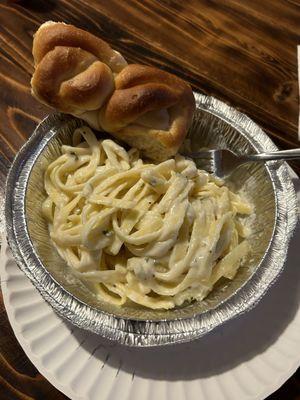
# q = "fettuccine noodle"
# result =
<box><xmin>43</xmin><ymin>126</ymin><xmax>252</xmax><ymax>309</ymax></box>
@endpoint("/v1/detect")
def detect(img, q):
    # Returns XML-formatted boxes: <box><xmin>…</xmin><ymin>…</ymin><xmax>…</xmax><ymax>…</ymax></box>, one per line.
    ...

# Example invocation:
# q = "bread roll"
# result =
<box><xmin>99</xmin><ymin>64</ymin><xmax>195</xmax><ymax>160</ymax></box>
<box><xmin>31</xmin><ymin>21</ymin><xmax>127</xmax><ymax>115</ymax></box>
<box><xmin>31</xmin><ymin>21</ymin><xmax>195</xmax><ymax>160</ymax></box>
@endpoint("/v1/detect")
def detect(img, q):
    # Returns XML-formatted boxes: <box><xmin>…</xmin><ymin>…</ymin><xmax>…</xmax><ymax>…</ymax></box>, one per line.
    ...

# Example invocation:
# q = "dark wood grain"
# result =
<box><xmin>0</xmin><ymin>0</ymin><xmax>299</xmax><ymax>398</ymax></box>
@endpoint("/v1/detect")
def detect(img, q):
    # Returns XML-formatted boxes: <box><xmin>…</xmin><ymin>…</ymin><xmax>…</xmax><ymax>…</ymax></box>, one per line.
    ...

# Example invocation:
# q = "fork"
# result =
<box><xmin>184</xmin><ymin>148</ymin><xmax>300</xmax><ymax>178</ymax></box>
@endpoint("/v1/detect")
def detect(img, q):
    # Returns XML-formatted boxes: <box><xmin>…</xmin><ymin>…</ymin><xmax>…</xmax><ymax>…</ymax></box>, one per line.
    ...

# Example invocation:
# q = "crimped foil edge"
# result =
<box><xmin>5</xmin><ymin>94</ymin><xmax>298</xmax><ymax>346</ymax></box>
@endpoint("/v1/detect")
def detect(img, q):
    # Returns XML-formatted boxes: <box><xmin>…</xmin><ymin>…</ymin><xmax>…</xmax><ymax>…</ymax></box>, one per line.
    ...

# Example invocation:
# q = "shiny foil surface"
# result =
<box><xmin>5</xmin><ymin>93</ymin><xmax>298</xmax><ymax>346</ymax></box>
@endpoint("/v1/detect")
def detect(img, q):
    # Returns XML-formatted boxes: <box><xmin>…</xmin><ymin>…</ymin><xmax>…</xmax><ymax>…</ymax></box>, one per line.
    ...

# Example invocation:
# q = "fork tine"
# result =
<box><xmin>183</xmin><ymin>151</ymin><xmax>214</xmax><ymax>159</ymax></box>
<box><xmin>194</xmin><ymin>159</ymin><xmax>215</xmax><ymax>173</ymax></box>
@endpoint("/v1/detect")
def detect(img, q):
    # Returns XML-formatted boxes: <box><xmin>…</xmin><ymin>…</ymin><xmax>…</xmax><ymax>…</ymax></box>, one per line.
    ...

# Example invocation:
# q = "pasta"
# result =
<box><xmin>43</xmin><ymin>126</ymin><xmax>253</xmax><ymax>310</ymax></box>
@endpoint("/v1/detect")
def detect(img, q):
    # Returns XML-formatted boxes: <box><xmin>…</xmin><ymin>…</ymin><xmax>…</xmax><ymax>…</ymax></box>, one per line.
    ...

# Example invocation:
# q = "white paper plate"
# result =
<box><xmin>1</xmin><ymin>175</ymin><xmax>300</xmax><ymax>400</ymax></box>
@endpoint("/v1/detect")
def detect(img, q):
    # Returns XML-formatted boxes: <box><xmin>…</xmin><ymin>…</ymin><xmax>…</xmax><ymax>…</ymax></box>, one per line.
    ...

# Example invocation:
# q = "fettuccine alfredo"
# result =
<box><xmin>42</xmin><ymin>126</ymin><xmax>252</xmax><ymax>309</ymax></box>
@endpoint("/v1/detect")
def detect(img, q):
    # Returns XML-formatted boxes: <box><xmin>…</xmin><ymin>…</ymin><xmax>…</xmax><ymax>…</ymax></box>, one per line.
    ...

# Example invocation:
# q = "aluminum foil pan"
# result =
<box><xmin>5</xmin><ymin>93</ymin><xmax>298</xmax><ymax>346</ymax></box>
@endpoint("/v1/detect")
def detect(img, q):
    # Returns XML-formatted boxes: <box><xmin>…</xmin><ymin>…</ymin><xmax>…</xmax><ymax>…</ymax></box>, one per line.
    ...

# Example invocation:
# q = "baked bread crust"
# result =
<box><xmin>99</xmin><ymin>64</ymin><xmax>195</xmax><ymax>160</ymax></box>
<box><xmin>31</xmin><ymin>21</ymin><xmax>126</xmax><ymax>114</ymax></box>
<box><xmin>31</xmin><ymin>21</ymin><xmax>195</xmax><ymax>160</ymax></box>
<box><xmin>32</xmin><ymin>21</ymin><xmax>127</xmax><ymax>71</ymax></box>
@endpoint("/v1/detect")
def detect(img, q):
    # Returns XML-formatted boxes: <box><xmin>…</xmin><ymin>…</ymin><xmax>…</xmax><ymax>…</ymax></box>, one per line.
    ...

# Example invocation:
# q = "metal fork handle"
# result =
<box><xmin>244</xmin><ymin>149</ymin><xmax>300</xmax><ymax>161</ymax></box>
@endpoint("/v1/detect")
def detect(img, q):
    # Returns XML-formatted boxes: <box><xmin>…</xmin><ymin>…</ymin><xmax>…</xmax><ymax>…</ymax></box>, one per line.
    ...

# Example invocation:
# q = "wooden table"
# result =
<box><xmin>0</xmin><ymin>0</ymin><xmax>299</xmax><ymax>398</ymax></box>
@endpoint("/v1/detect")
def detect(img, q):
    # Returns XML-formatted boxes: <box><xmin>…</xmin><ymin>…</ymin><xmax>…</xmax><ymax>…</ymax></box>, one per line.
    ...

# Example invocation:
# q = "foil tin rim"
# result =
<box><xmin>5</xmin><ymin>93</ymin><xmax>298</xmax><ymax>346</ymax></box>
